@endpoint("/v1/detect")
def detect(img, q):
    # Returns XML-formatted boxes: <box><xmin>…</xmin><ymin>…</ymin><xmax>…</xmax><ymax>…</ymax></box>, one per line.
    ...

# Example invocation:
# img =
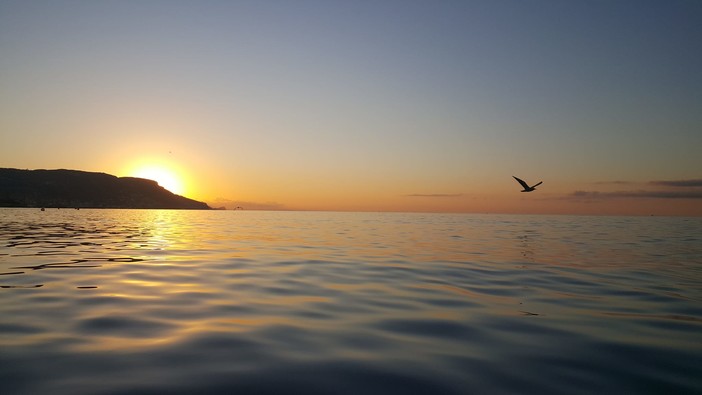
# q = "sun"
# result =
<box><xmin>132</xmin><ymin>165</ymin><xmax>185</xmax><ymax>195</ymax></box>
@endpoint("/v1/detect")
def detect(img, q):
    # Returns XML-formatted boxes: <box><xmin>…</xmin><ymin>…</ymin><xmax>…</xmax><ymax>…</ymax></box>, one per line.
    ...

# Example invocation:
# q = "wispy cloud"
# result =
<box><xmin>570</xmin><ymin>190</ymin><xmax>702</xmax><ymax>199</ymax></box>
<box><xmin>649</xmin><ymin>179</ymin><xmax>702</xmax><ymax>187</ymax></box>
<box><xmin>594</xmin><ymin>180</ymin><xmax>634</xmax><ymax>185</ymax></box>
<box><xmin>569</xmin><ymin>178</ymin><xmax>702</xmax><ymax>200</ymax></box>
<box><xmin>405</xmin><ymin>193</ymin><xmax>463</xmax><ymax>198</ymax></box>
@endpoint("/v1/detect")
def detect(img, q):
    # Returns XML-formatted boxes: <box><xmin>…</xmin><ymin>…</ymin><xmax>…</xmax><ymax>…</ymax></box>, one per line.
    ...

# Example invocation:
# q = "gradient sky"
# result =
<box><xmin>1</xmin><ymin>0</ymin><xmax>701</xmax><ymax>215</ymax></box>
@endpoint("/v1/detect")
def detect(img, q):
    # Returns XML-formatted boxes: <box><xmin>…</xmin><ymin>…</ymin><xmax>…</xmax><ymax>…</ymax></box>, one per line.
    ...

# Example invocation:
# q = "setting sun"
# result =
<box><xmin>131</xmin><ymin>165</ymin><xmax>185</xmax><ymax>196</ymax></box>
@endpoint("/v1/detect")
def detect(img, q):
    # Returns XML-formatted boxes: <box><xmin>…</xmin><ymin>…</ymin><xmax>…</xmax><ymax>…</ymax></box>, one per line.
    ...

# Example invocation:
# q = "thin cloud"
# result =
<box><xmin>568</xmin><ymin>177</ymin><xmax>702</xmax><ymax>200</ymax></box>
<box><xmin>405</xmin><ymin>193</ymin><xmax>463</xmax><ymax>198</ymax></box>
<box><xmin>594</xmin><ymin>180</ymin><xmax>634</xmax><ymax>185</ymax></box>
<box><xmin>570</xmin><ymin>190</ymin><xmax>702</xmax><ymax>199</ymax></box>
<box><xmin>649</xmin><ymin>179</ymin><xmax>702</xmax><ymax>187</ymax></box>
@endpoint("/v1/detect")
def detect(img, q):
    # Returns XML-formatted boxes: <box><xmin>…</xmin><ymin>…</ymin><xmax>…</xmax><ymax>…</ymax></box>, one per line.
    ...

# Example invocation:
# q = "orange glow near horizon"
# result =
<box><xmin>124</xmin><ymin>161</ymin><xmax>188</xmax><ymax>196</ymax></box>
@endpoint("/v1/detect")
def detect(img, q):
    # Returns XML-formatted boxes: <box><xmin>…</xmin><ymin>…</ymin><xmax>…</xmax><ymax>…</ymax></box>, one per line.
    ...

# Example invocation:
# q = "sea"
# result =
<box><xmin>1</xmin><ymin>208</ymin><xmax>700</xmax><ymax>395</ymax></box>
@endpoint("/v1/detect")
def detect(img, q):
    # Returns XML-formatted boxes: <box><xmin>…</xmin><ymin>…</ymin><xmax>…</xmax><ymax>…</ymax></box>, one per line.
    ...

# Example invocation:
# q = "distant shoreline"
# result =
<box><xmin>0</xmin><ymin>168</ymin><xmax>211</xmax><ymax>210</ymax></box>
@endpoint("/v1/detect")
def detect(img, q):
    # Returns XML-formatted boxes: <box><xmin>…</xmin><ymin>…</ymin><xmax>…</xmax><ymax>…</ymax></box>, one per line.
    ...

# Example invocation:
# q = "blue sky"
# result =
<box><xmin>1</xmin><ymin>0</ymin><xmax>701</xmax><ymax>214</ymax></box>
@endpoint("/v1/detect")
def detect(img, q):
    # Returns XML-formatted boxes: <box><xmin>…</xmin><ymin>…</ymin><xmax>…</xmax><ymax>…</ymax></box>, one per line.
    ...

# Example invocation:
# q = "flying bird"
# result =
<box><xmin>513</xmin><ymin>176</ymin><xmax>542</xmax><ymax>192</ymax></box>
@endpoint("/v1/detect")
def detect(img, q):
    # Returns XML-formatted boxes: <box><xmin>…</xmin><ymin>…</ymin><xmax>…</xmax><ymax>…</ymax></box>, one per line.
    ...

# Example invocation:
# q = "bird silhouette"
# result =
<box><xmin>513</xmin><ymin>176</ymin><xmax>542</xmax><ymax>192</ymax></box>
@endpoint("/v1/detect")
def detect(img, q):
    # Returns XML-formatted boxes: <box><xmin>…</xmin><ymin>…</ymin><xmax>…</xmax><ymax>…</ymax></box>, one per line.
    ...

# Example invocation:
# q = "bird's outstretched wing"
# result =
<box><xmin>513</xmin><ymin>176</ymin><xmax>529</xmax><ymax>189</ymax></box>
<box><xmin>531</xmin><ymin>181</ymin><xmax>543</xmax><ymax>188</ymax></box>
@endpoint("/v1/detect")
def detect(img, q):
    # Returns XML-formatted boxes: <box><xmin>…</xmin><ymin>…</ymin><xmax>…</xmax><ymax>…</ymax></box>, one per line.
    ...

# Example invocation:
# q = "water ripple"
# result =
<box><xmin>1</xmin><ymin>209</ymin><xmax>701</xmax><ymax>394</ymax></box>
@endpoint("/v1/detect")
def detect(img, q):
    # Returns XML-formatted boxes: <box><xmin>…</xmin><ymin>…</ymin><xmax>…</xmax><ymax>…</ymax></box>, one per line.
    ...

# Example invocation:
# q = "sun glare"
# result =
<box><xmin>132</xmin><ymin>166</ymin><xmax>185</xmax><ymax>196</ymax></box>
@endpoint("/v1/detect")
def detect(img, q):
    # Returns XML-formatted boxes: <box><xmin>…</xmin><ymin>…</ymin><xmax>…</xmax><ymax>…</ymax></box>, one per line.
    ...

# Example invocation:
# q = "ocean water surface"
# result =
<box><xmin>1</xmin><ymin>208</ymin><xmax>701</xmax><ymax>394</ymax></box>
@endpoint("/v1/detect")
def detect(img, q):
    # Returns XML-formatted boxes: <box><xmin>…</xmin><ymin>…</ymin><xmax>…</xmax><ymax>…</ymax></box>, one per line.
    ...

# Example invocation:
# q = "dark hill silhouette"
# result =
<box><xmin>0</xmin><ymin>168</ymin><xmax>210</xmax><ymax>209</ymax></box>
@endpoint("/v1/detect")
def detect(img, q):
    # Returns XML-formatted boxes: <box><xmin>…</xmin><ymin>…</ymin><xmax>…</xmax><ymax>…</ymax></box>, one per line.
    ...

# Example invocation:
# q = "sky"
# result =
<box><xmin>1</xmin><ymin>0</ymin><xmax>701</xmax><ymax>215</ymax></box>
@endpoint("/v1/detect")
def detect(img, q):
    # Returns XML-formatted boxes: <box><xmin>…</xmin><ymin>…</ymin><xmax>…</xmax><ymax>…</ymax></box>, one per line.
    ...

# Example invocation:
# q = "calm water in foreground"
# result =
<box><xmin>1</xmin><ymin>208</ymin><xmax>701</xmax><ymax>394</ymax></box>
